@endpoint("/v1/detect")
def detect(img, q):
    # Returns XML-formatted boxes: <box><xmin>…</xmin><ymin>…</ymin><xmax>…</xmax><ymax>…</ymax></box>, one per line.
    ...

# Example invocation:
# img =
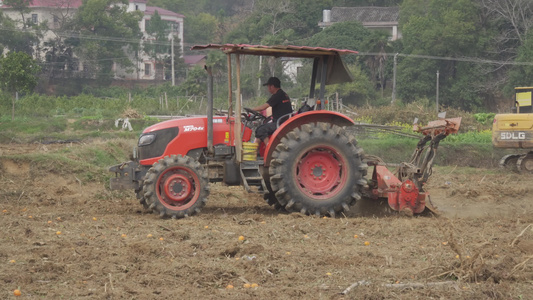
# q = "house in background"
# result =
<box><xmin>183</xmin><ymin>55</ymin><xmax>207</xmax><ymax>68</ymax></box>
<box><xmin>0</xmin><ymin>0</ymin><xmax>184</xmax><ymax>82</ymax></box>
<box><xmin>318</xmin><ymin>7</ymin><xmax>401</xmax><ymax>41</ymax></box>
<box><xmin>128</xmin><ymin>0</ymin><xmax>184</xmax><ymax>81</ymax></box>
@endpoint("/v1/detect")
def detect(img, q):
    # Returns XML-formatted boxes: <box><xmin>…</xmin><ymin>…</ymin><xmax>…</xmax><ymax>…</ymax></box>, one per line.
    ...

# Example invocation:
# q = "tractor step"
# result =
<box><xmin>239</xmin><ymin>160</ymin><xmax>267</xmax><ymax>193</ymax></box>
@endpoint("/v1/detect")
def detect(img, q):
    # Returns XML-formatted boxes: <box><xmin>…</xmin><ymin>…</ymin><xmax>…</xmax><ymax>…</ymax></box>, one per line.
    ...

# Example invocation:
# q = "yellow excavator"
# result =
<box><xmin>492</xmin><ymin>87</ymin><xmax>533</xmax><ymax>172</ymax></box>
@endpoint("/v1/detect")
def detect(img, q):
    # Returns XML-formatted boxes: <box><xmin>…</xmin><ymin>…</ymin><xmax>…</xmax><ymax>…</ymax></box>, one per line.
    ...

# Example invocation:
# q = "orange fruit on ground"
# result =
<box><xmin>14</xmin><ymin>289</ymin><xmax>21</xmax><ymax>296</ymax></box>
<box><xmin>243</xmin><ymin>283</ymin><xmax>251</xmax><ymax>288</ymax></box>
<box><xmin>251</xmin><ymin>283</ymin><xmax>259</xmax><ymax>288</ymax></box>
<box><xmin>238</xmin><ymin>236</ymin><xmax>245</xmax><ymax>241</ymax></box>
<box><xmin>56</xmin><ymin>231</ymin><xmax>62</xmax><ymax>235</ymax></box>
<box><xmin>226</xmin><ymin>284</ymin><xmax>234</xmax><ymax>289</ymax></box>
<box><xmin>364</xmin><ymin>241</ymin><xmax>370</xmax><ymax>246</ymax></box>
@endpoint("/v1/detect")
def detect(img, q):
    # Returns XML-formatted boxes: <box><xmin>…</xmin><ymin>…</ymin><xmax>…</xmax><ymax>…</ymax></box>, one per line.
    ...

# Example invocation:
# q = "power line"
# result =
<box><xmin>0</xmin><ymin>26</ymin><xmax>175</xmax><ymax>46</ymax></box>
<box><xmin>3</xmin><ymin>25</ymin><xmax>533</xmax><ymax>67</ymax></box>
<box><xmin>356</xmin><ymin>52</ymin><xmax>533</xmax><ymax>66</ymax></box>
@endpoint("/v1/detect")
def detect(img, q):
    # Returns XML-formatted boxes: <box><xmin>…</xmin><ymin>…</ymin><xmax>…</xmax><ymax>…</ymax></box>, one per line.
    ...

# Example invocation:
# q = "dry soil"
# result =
<box><xmin>1</xmin><ymin>142</ymin><xmax>533</xmax><ymax>299</ymax></box>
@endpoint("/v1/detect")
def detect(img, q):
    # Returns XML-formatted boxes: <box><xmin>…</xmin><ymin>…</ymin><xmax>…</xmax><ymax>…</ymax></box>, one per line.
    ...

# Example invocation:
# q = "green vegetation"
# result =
<box><xmin>0</xmin><ymin>138</ymin><xmax>135</xmax><ymax>183</ymax></box>
<box><xmin>3</xmin><ymin>0</ymin><xmax>532</xmax><ymax>113</ymax></box>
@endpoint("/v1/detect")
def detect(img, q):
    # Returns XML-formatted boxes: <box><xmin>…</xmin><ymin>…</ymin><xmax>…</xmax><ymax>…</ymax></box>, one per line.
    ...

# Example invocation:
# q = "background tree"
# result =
<box><xmin>506</xmin><ymin>30</ymin><xmax>533</xmax><ymax>93</ymax></box>
<box><xmin>0</xmin><ymin>51</ymin><xmax>41</xmax><ymax>120</ymax></box>
<box><xmin>40</xmin><ymin>0</ymin><xmax>80</xmax><ymax>81</ymax></box>
<box><xmin>73</xmin><ymin>0</ymin><xmax>142</xmax><ymax>84</ymax></box>
<box><xmin>398</xmin><ymin>0</ymin><xmax>487</xmax><ymax>110</ymax></box>
<box><xmin>144</xmin><ymin>10</ymin><xmax>169</xmax><ymax>68</ymax></box>
<box><xmin>332</xmin><ymin>0</ymin><xmax>403</xmax><ymax>5</ymax></box>
<box><xmin>2</xmin><ymin>0</ymin><xmax>32</xmax><ymax>28</ymax></box>
<box><xmin>184</xmin><ymin>13</ymin><xmax>219</xmax><ymax>45</ymax></box>
<box><xmin>0</xmin><ymin>12</ymin><xmax>39</xmax><ymax>55</ymax></box>
<box><xmin>306</xmin><ymin>21</ymin><xmax>371</xmax><ymax>62</ymax></box>
<box><xmin>326</xmin><ymin>64</ymin><xmax>376</xmax><ymax>106</ymax></box>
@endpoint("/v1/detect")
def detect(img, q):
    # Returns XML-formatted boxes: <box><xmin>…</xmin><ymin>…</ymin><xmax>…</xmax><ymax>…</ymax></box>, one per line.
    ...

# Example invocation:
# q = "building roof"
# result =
<box><xmin>184</xmin><ymin>55</ymin><xmax>206</xmax><ymax>65</ymax></box>
<box><xmin>1</xmin><ymin>0</ymin><xmax>182</xmax><ymax>19</ymax></box>
<box><xmin>2</xmin><ymin>0</ymin><xmax>83</xmax><ymax>8</ymax></box>
<box><xmin>145</xmin><ymin>6</ymin><xmax>184</xmax><ymax>18</ymax></box>
<box><xmin>331</xmin><ymin>6</ymin><xmax>399</xmax><ymax>24</ymax></box>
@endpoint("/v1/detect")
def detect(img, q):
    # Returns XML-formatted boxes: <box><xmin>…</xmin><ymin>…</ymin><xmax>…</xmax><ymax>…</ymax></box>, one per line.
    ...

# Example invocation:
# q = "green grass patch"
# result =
<box><xmin>1</xmin><ymin>138</ymin><xmax>135</xmax><ymax>184</ymax></box>
<box><xmin>0</xmin><ymin>116</ymin><xmax>67</xmax><ymax>134</ymax></box>
<box><xmin>0</xmin><ymin>116</ymin><xmax>155</xmax><ymax>143</ymax></box>
<box><xmin>358</xmin><ymin>131</ymin><xmax>503</xmax><ymax>168</ymax></box>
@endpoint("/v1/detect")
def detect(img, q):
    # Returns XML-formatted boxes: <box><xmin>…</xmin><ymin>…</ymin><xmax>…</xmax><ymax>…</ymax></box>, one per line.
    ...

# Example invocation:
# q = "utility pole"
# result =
<box><xmin>257</xmin><ymin>55</ymin><xmax>262</xmax><ymax>97</ymax></box>
<box><xmin>391</xmin><ymin>53</ymin><xmax>398</xmax><ymax>104</ymax></box>
<box><xmin>436</xmin><ymin>70</ymin><xmax>439</xmax><ymax>114</ymax></box>
<box><xmin>170</xmin><ymin>34</ymin><xmax>175</xmax><ymax>86</ymax></box>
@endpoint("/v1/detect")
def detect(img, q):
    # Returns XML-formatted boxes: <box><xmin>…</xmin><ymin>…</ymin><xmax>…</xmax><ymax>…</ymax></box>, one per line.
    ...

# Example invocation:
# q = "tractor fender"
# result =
<box><xmin>264</xmin><ymin>110</ymin><xmax>355</xmax><ymax>167</ymax></box>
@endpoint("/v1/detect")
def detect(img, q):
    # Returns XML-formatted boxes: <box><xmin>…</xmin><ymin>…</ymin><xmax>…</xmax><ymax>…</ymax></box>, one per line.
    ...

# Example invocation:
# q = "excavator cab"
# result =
<box><xmin>513</xmin><ymin>87</ymin><xmax>533</xmax><ymax>114</ymax></box>
<box><xmin>493</xmin><ymin>87</ymin><xmax>533</xmax><ymax>172</ymax></box>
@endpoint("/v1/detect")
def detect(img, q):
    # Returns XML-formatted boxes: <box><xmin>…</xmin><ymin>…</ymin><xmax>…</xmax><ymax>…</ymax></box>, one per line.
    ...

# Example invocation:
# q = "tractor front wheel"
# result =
<box><xmin>143</xmin><ymin>155</ymin><xmax>209</xmax><ymax>219</ymax></box>
<box><xmin>136</xmin><ymin>185</ymin><xmax>151</xmax><ymax>211</ymax></box>
<box><xmin>269</xmin><ymin>122</ymin><xmax>366</xmax><ymax>217</ymax></box>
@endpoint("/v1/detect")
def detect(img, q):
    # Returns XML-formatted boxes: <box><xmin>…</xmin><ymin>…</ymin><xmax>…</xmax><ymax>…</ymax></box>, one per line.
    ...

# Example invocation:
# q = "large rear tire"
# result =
<box><xmin>143</xmin><ymin>155</ymin><xmax>209</xmax><ymax>219</ymax></box>
<box><xmin>268</xmin><ymin>122</ymin><xmax>367</xmax><ymax>217</ymax></box>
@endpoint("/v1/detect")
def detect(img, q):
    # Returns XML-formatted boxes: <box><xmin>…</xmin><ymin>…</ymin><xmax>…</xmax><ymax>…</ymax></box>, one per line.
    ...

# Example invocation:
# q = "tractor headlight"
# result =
<box><xmin>138</xmin><ymin>134</ymin><xmax>156</xmax><ymax>146</ymax></box>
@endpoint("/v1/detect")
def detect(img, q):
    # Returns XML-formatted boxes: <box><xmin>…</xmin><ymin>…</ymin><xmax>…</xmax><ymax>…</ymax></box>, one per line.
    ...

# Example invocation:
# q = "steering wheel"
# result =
<box><xmin>243</xmin><ymin>107</ymin><xmax>267</xmax><ymax>122</ymax></box>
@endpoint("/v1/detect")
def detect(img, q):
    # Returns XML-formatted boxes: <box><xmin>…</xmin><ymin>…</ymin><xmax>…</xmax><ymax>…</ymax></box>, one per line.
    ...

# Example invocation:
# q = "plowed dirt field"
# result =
<box><xmin>1</xmin><ymin>142</ymin><xmax>533</xmax><ymax>299</ymax></box>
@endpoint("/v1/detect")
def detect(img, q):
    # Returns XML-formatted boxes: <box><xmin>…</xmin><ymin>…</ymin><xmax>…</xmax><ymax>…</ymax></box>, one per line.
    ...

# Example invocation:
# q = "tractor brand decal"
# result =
<box><xmin>224</xmin><ymin>132</ymin><xmax>229</xmax><ymax>143</ymax></box>
<box><xmin>183</xmin><ymin>125</ymin><xmax>204</xmax><ymax>132</ymax></box>
<box><xmin>500</xmin><ymin>131</ymin><xmax>526</xmax><ymax>140</ymax></box>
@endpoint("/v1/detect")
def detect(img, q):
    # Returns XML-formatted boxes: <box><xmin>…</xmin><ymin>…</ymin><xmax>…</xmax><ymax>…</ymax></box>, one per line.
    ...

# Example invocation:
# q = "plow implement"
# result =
<box><xmin>362</xmin><ymin>117</ymin><xmax>462</xmax><ymax>215</ymax></box>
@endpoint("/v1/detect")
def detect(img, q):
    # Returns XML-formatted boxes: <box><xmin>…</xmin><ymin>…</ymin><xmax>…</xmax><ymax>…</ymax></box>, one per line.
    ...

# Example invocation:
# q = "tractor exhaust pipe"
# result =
<box><xmin>206</xmin><ymin>66</ymin><xmax>214</xmax><ymax>155</ymax></box>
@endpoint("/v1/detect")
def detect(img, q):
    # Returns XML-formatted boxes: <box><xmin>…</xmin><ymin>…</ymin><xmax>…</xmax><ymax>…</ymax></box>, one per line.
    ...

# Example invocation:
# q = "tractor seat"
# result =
<box><xmin>276</xmin><ymin>103</ymin><xmax>314</xmax><ymax>127</ymax></box>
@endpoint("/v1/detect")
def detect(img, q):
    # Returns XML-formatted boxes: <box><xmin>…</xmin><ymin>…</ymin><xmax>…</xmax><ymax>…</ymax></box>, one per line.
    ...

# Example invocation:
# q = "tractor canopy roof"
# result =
<box><xmin>191</xmin><ymin>44</ymin><xmax>357</xmax><ymax>85</ymax></box>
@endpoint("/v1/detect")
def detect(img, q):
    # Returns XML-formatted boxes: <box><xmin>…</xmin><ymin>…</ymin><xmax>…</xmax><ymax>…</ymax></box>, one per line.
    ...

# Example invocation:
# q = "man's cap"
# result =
<box><xmin>262</xmin><ymin>77</ymin><xmax>281</xmax><ymax>87</ymax></box>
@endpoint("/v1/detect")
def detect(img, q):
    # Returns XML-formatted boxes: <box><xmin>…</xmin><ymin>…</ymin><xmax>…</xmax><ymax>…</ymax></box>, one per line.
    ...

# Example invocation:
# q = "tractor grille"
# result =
<box><xmin>137</xmin><ymin>127</ymin><xmax>180</xmax><ymax>160</ymax></box>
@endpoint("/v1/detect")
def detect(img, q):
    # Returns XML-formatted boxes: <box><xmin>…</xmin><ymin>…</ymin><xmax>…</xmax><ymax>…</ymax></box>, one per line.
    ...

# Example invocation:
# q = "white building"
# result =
<box><xmin>318</xmin><ymin>7</ymin><xmax>401</xmax><ymax>41</ymax></box>
<box><xmin>0</xmin><ymin>0</ymin><xmax>184</xmax><ymax>81</ymax></box>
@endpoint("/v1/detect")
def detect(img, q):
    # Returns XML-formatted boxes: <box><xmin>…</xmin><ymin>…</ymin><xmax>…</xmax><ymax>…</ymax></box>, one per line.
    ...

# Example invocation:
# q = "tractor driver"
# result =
<box><xmin>251</xmin><ymin>77</ymin><xmax>293</xmax><ymax>146</ymax></box>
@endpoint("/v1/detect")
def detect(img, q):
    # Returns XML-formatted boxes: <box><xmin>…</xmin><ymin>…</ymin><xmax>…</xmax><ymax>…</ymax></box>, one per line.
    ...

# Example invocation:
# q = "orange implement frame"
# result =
<box><xmin>365</xmin><ymin>117</ymin><xmax>462</xmax><ymax>215</ymax></box>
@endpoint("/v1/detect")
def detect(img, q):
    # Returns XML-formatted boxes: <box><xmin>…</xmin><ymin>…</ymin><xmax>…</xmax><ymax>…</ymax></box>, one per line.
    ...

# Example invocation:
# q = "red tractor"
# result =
<box><xmin>109</xmin><ymin>44</ymin><xmax>461</xmax><ymax>218</ymax></box>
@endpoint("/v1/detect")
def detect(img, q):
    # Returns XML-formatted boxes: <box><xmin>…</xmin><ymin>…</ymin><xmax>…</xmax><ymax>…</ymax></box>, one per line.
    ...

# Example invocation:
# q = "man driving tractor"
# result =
<box><xmin>251</xmin><ymin>76</ymin><xmax>293</xmax><ymax>145</ymax></box>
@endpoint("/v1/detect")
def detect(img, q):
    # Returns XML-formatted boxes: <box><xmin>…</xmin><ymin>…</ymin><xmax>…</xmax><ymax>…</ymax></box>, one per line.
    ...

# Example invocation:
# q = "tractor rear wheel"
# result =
<box><xmin>262</xmin><ymin>171</ymin><xmax>284</xmax><ymax>211</ymax></box>
<box><xmin>268</xmin><ymin>122</ymin><xmax>367</xmax><ymax>217</ymax></box>
<box><xmin>143</xmin><ymin>155</ymin><xmax>209</xmax><ymax>219</ymax></box>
